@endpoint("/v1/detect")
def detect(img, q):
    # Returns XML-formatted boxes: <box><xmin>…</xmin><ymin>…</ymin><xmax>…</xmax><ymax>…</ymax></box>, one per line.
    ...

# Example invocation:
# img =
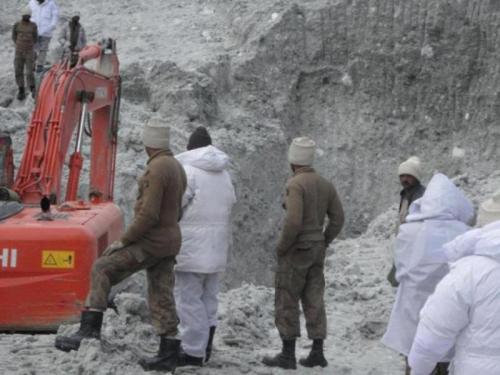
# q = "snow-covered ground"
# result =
<box><xmin>0</xmin><ymin>208</ymin><xmax>404</xmax><ymax>375</ymax></box>
<box><xmin>2</xmin><ymin>170</ymin><xmax>499</xmax><ymax>374</ymax></box>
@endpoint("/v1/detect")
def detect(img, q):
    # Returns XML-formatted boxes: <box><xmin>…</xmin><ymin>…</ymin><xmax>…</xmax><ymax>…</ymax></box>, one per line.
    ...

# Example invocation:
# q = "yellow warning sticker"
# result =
<box><xmin>41</xmin><ymin>251</ymin><xmax>75</xmax><ymax>269</ymax></box>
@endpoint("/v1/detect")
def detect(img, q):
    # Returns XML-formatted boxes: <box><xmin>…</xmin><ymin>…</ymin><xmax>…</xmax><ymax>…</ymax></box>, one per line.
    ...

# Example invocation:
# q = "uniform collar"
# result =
<box><xmin>147</xmin><ymin>149</ymin><xmax>173</xmax><ymax>164</ymax></box>
<box><xmin>293</xmin><ymin>166</ymin><xmax>315</xmax><ymax>176</ymax></box>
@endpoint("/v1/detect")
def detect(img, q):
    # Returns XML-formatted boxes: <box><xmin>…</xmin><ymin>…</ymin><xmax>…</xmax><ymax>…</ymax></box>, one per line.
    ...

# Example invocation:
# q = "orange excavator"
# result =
<box><xmin>0</xmin><ymin>39</ymin><xmax>123</xmax><ymax>331</ymax></box>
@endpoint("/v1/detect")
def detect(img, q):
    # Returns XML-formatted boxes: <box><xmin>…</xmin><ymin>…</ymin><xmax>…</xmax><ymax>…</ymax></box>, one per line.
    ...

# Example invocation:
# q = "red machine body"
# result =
<box><xmin>0</xmin><ymin>41</ymin><xmax>124</xmax><ymax>331</ymax></box>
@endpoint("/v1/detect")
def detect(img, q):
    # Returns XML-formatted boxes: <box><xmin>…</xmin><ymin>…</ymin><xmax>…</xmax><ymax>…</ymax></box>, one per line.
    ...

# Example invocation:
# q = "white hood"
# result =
<box><xmin>176</xmin><ymin>145</ymin><xmax>229</xmax><ymax>172</ymax></box>
<box><xmin>406</xmin><ymin>173</ymin><xmax>474</xmax><ymax>224</ymax></box>
<box><xmin>382</xmin><ymin>174</ymin><xmax>473</xmax><ymax>356</ymax></box>
<box><xmin>444</xmin><ymin>220</ymin><xmax>500</xmax><ymax>263</ymax></box>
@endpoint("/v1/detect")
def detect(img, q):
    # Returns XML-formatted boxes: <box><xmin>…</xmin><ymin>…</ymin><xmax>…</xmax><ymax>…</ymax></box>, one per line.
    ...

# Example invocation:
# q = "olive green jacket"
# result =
<box><xmin>12</xmin><ymin>21</ymin><xmax>38</xmax><ymax>52</ymax></box>
<box><xmin>122</xmin><ymin>149</ymin><xmax>187</xmax><ymax>258</ymax></box>
<box><xmin>277</xmin><ymin>167</ymin><xmax>344</xmax><ymax>256</ymax></box>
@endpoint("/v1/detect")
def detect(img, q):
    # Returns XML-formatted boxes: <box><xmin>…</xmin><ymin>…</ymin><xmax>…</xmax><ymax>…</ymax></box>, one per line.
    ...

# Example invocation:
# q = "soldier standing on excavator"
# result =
<box><xmin>55</xmin><ymin>118</ymin><xmax>187</xmax><ymax>374</ymax></box>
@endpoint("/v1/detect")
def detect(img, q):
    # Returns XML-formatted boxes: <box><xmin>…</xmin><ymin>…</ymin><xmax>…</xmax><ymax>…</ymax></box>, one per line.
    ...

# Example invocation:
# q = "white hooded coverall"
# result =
<box><xmin>382</xmin><ymin>173</ymin><xmax>474</xmax><ymax>356</ymax></box>
<box><xmin>174</xmin><ymin>145</ymin><xmax>236</xmax><ymax>358</ymax></box>
<box><xmin>409</xmin><ymin>221</ymin><xmax>500</xmax><ymax>375</ymax></box>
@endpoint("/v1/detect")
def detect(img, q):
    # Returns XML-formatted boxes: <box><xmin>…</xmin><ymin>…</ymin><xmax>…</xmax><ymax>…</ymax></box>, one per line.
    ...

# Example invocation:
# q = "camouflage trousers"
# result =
<box><xmin>14</xmin><ymin>49</ymin><xmax>35</xmax><ymax>88</ymax></box>
<box><xmin>274</xmin><ymin>242</ymin><xmax>327</xmax><ymax>340</ymax></box>
<box><xmin>85</xmin><ymin>243</ymin><xmax>178</xmax><ymax>336</ymax></box>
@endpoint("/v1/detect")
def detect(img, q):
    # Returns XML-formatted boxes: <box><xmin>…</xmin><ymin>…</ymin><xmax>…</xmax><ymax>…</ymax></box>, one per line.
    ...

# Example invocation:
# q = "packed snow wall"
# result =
<box><xmin>1</xmin><ymin>0</ymin><xmax>500</xmax><ymax>287</ymax></box>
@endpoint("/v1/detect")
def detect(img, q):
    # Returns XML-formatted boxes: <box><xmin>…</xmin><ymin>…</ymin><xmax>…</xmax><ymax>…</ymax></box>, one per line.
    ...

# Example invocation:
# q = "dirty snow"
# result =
<box><xmin>2</xmin><ymin>170</ymin><xmax>499</xmax><ymax>374</ymax></box>
<box><xmin>0</xmin><ymin>209</ymin><xmax>405</xmax><ymax>374</ymax></box>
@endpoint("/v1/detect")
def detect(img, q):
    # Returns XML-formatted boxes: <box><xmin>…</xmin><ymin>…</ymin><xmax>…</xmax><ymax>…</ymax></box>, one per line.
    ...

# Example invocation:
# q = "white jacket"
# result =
<box><xmin>174</xmin><ymin>146</ymin><xmax>236</xmax><ymax>273</ymax></box>
<box><xmin>382</xmin><ymin>173</ymin><xmax>473</xmax><ymax>356</ymax></box>
<box><xmin>29</xmin><ymin>0</ymin><xmax>59</xmax><ymax>37</ymax></box>
<box><xmin>409</xmin><ymin>221</ymin><xmax>500</xmax><ymax>375</ymax></box>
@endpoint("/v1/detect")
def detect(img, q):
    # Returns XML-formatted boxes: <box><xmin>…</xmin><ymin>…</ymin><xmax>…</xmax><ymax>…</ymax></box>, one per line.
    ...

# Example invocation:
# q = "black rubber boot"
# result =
<box><xmin>177</xmin><ymin>349</ymin><xmax>203</xmax><ymax>367</ymax></box>
<box><xmin>139</xmin><ymin>336</ymin><xmax>180</xmax><ymax>372</ymax></box>
<box><xmin>205</xmin><ymin>326</ymin><xmax>216</xmax><ymax>363</ymax></box>
<box><xmin>299</xmin><ymin>339</ymin><xmax>328</xmax><ymax>368</ymax></box>
<box><xmin>54</xmin><ymin>310</ymin><xmax>103</xmax><ymax>352</ymax></box>
<box><xmin>17</xmin><ymin>87</ymin><xmax>26</xmax><ymax>101</ymax></box>
<box><xmin>262</xmin><ymin>339</ymin><xmax>296</xmax><ymax>370</ymax></box>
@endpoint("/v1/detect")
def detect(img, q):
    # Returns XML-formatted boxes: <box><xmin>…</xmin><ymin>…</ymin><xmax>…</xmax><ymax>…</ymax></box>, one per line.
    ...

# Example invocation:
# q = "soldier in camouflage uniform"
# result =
<box><xmin>12</xmin><ymin>7</ymin><xmax>38</xmax><ymax>100</ymax></box>
<box><xmin>55</xmin><ymin>118</ymin><xmax>187</xmax><ymax>374</ymax></box>
<box><xmin>263</xmin><ymin>137</ymin><xmax>344</xmax><ymax>370</ymax></box>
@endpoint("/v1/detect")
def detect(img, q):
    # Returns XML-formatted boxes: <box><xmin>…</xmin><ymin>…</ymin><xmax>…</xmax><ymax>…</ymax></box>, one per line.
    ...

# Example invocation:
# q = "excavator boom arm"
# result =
<box><xmin>0</xmin><ymin>39</ymin><xmax>124</xmax><ymax>332</ymax></box>
<box><xmin>13</xmin><ymin>40</ymin><xmax>121</xmax><ymax>205</ymax></box>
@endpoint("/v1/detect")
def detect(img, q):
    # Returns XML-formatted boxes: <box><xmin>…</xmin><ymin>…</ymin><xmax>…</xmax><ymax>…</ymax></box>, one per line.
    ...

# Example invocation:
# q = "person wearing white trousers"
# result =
<box><xmin>174</xmin><ymin>127</ymin><xmax>236</xmax><ymax>367</ymax></box>
<box><xmin>175</xmin><ymin>272</ymin><xmax>219</xmax><ymax>359</ymax></box>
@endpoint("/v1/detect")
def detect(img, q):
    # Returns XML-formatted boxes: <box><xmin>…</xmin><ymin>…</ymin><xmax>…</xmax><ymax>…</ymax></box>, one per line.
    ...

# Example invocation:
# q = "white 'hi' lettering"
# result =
<box><xmin>0</xmin><ymin>248</ymin><xmax>17</xmax><ymax>268</ymax></box>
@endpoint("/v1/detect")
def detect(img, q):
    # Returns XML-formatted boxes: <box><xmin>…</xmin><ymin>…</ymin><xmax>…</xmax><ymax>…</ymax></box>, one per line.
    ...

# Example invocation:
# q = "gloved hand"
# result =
<box><xmin>102</xmin><ymin>240</ymin><xmax>124</xmax><ymax>256</ymax></box>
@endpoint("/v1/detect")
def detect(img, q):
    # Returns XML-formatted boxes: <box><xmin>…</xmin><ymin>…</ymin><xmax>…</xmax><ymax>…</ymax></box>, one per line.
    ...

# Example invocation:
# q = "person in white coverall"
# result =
<box><xmin>409</xmin><ymin>189</ymin><xmax>500</xmax><ymax>375</ymax></box>
<box><xmin>29</xmin><ymin>0</ymin><xmax>59</xmax><ymax>71</ymax></box>
<box><xmin>174</xmin><ymin>127</ymin><xmax>236</xmax><ymax>367</ymax></box>
<box><xmin>381</xmin><ymin>173</ymin><xmax>474</xmax><ymax>375</ymax></box>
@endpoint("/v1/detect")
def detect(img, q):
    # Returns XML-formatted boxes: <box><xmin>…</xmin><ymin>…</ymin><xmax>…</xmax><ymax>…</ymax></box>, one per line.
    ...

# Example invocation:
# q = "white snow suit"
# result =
<box><xmin>382</xmin><ymin>173</ymin><xmax>474</xmax><ymax>356</ymax></box>
<box><xmin>174</xmin><ymin>145</ymin><xmax>236</xmax><ymax>358</ymax></box>
<box><xmin>409</xmin><ymin>221</ymin><xmax>500</xmax><ymax>375</ymax></box>
<box><xmin>29</xmin><ymin>0</ymin><xmax>59</xmax><ymax>37</ymax></box>
<box><xmin>29</xmin><ymin>0</ymin><xmax>59</xmax><ymax>67</ymax></box>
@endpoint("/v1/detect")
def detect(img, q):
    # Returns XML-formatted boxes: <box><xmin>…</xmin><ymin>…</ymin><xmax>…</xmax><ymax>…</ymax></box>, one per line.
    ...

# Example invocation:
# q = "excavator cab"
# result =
<box><xmin>0</xmin><ymin>40</ymin><xmax>124</xmax><ymax>332</ymax></box>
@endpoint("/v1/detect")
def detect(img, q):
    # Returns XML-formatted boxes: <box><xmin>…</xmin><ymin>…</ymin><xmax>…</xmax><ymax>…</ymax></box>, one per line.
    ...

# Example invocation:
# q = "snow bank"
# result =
<box><xmin>2</xmin><ymin>0</ymin><xmax>500</xmax><ymax>286</ymax></box>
